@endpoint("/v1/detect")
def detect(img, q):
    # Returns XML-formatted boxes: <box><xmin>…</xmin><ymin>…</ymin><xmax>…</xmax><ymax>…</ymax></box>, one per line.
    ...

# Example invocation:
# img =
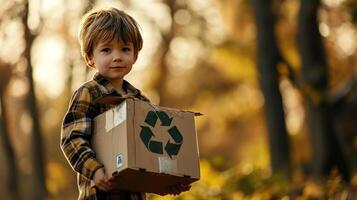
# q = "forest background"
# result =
<box><xmin>0</xmin><ymin>0</ymin><xmax>356</xmax><ymax>199</ymax></box>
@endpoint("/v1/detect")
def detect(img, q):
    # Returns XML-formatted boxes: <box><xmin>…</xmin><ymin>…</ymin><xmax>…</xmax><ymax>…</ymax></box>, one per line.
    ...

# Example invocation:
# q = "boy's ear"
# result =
<box><xmin>133</xmin><ymin>52</ymin><xmax>138</xmax><ymax>63</ymax></box>
<box><xmin>85</xmin><ymin>54</ymin><xmax>95</xmax><ymax>68</ymax></box>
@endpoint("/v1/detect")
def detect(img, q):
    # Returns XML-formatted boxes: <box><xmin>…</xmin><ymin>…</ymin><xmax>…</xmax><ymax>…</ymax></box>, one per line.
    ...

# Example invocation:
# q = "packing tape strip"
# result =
<box><xmin>105</xmin><ymin>101</ymin><xmax>127</xmax><ymax>132</ymax></box>
<box><xmin>113</xmin><ymin>101</ymin><xmax>127</xmax><ymax>127</ymax></box>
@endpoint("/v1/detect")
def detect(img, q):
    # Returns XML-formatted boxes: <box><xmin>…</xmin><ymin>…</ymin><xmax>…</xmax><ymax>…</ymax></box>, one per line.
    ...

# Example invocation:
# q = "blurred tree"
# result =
<box><xmin>297</xmin><ymin>0</ymin><xmax>350</xmax><ymax>181</ymax></box>
<box><xmin>21</xmin><ymin>0</ymin><xmax>47</xmax><ymax>199</ymax></box>
<box><xmin>151</xmin><ymin>0</ymin><xmax>177</xmax><ymax>106</ymax></box>
<box><xmin>250</xmin><ymin>0</ymin><xmax>291</xmax><ymax>175</ymax></box>
<box><xmin>83</xmin><ymin>0</ymin><xmax>96</xmax><ymax>79</ymax></box>
<box><xmin>149</xmin><ymin>0</ymin><xmax>214</xmax><ymax>107</ymax></box>
<box><xmin>63</xmin><ymin>0</ymin><xmax>95</xmax><ymax>98</ymax></box>
<box><xmin>0</xmin><ymin>62</ymin><xmax>19</xmax><ymax>200</ymax></box>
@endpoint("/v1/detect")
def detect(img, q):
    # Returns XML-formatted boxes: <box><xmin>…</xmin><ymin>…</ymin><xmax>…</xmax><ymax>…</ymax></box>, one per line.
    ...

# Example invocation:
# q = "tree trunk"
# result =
<box><xmin>64</xmin><ymin>0</ymin><xmax>95</xmax><ymax>98</ymax></box>
<box><xmin>83</xmin><ymin>0</ymin><xmax>96</xmax><ymax>79</ymax></box>
<box><xmin>153</xmin><ymin>0</ymin><xmax>176</xmax><ymax>106</ymax></box>
<box><xmin>0</xmin><ymin>64</ymin><xmax>20</xmax><ymax>200</ymax></box>
<box><xmin>250</xmin><ymin>0</ymin><xmax>291</xmax><ymax>175</ymax></box>
<box><xmin>155</xmin><ymin>41</ymin><xmax>171</xmax><ymax>106</ymax></box>
<box><xmin>22</xmin><ymin>1</ymin><xmax>47</xmax><ymax>199</ymax></box>
<box><xmin>297</xmin><ymin>0</ymin><xmax>349</xmax><ymax>181</ymax></box>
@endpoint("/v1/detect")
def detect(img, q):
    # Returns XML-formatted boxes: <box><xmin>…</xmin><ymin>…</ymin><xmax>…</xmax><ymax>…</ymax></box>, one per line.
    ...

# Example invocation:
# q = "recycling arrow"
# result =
<box><xmin>140</xmin><ymin>126</ymin><xmax>153</xmax><ymax>146</ymax></box>
<box><xmin>156</xmin><ymin>111</ymin><xmax>173</xmax><ymax>126</ymax></box>
<box><xmin>139</xmin><ymin>110</ymin><xmax>183</xmax><ymax>158</ymax></box>
<box><xmin>139</xmin><ymin>125</ymin><xmax>163</xmax><ymax>154</ymax></box>
<box><xmin>168</xmin><ymin>126</ymin><xmax>183</xmax><ymax>143</ymax></box>
<box><xmin>144</xmin><ymin>111</ymin><xmax>158</xmax><ymax>127</ymax></box>
<box><xmin>165</xmin><ymin>126</ymin><xmax>183</xmax><ymax>158</ymax></box>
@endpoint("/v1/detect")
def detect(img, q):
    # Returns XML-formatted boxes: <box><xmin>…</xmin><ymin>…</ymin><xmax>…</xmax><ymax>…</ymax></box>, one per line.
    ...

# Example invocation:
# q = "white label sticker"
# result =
<box><xmin>158</xmin><ymin>157</ymin><xmax>177</xmax><ymax>175</ymax></box>
<box><xmin>116</xmin><ymin>154</ymin><xmax>123</xmax><ymax>169</ymax></box>
<box><xmin>113</xmin><ymin>101</ymin><xmax>127</xmax><ymax>127</ymax></box>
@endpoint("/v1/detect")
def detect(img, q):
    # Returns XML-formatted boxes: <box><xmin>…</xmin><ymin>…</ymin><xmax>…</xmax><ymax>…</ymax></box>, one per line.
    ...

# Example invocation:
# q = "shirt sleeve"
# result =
<box><xmin>60</xmin><ymin>87</ymin><xmax>103</xmax><ymax>180</ymax></box>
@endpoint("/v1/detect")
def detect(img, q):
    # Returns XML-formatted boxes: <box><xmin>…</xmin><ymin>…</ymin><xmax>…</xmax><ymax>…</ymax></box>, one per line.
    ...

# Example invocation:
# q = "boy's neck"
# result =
<box><xmin>109</xmin><ymin>78</ymin><xmax>127</xmax><ymax>95</ymax></box>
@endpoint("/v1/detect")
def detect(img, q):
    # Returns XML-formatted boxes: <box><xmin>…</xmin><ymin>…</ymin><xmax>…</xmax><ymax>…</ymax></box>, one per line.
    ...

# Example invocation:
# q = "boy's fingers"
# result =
<box><xmin>98</xmin><ymin>183</ymin><xmax>108</xmax><ymax>191</ymax></box>
<box><xmin>104</xmin><ymin>176</ymin><xmax>111</xmax><ymax>183</ymax></box>
<box><xmin>96</xmin><ymin>179</ymin><xmax>113</xmax><ymax>191</ymax></box>
<box><xmin>108</xmin><ymin>176</ymin><xmax>118</xmax><ymax>183</ymax></box>
<box><xmin>96</xmin><ymin>184</ymin><xmax>108</xmax><ymax>191</ymax></box>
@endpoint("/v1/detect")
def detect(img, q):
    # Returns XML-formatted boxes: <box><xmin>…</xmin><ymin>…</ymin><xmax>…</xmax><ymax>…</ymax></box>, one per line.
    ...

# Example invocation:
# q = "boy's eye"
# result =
<box><xmin>122</xmin><ymin>47</ymin><xmax>131</xmax><ymax>52</ymax></box>
<box><xmin>101</xmin><ymin>48</ymin><xmax>111</xmax><ymax>53</ymax></box>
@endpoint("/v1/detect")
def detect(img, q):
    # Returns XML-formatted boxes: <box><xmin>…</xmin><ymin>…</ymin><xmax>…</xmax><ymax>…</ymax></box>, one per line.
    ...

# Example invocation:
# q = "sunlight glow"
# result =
<box><xmin>335</xmin><ymin>23</ymin><xmax>357</xmax><ymax>57</ymax></box>
<box><xmin>319</xmin><ymin>22</ymin><xmax>330</xmax><ymax>37</ymax></box>
<box><xmin>0</xmin><ymin>20</ymin><xmax>24</xmax><ymax>63</ymax></box>
<box><xmin>188</xmin><ymin>0</ymin><xmax>226</xmax><ymax>44</ymax></box>
<box><xmin>132</xmin><ymin>1</ymin><xmax>172</xmax><ymax>34</ymax></box>
<box><xmin>174</xmin><ymin>9</ymin><xmax>191</xmax><ymax>25</ymax></box>
<box><xmin>322</xmin><ymin>0</ymin><xmax>345</xmax><ymax>7</ymax></box>
<box><xmin>94</xmin><ymin>0</ymin><xmax>123</xmax><ymax>10</ymax></box>
<box><xmin>168</xmin><ymin>36</ymin><xmax>204</xmax><ymax>71</ymax></box>
<box><xmin>20</xmin><ymin>110</ymin><xmax>33</xmax><ymax>135</ymax></box>
<box><xmin>33</xmin><ymin>35</ymin><xmax>66</xmax><ymax>98</ymax></box>
<box><xmin>28</xmin><ymin>0</ymin><xmax>40</xmax><ymax>31</ymax></box>
<box><xmin>203</xmin><ymin>6</ymin><xmax>226</xmax><ymax>44</ymax></box>
<box><xmin>41</xmin><ymin>0</ymin><xmax>61</xmax><ymax>11</ymax></box>
<box><xmin>132</xmin><ymin>14</ymin><xmax>161</xmax><ymax>72</ymax></box>
<box><xmin>9</xmin><ymin>78</ymin><xmax>29</xmax><ymax>98</ymax></box>
<box><xmin>280</xmin><ymin>79</ymin><xmax>305</xmax><ymax>135</ymax></box>
<box><xmin>41</xmin><ymin>0</ymin><xmax>65</xmax><ymax>25</ymax></box>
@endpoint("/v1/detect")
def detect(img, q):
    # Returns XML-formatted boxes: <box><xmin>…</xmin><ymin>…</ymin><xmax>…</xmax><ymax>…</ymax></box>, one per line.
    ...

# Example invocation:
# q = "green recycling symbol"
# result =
<box><xmin>139</xmin><ymin>111</ymin><xmax>183</xmax><ymax>158</ymax></box>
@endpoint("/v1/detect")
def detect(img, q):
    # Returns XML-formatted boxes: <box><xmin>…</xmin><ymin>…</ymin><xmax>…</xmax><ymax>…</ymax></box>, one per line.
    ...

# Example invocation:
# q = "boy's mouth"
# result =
<box><xmin>110</xmin><ymin>66</ymin><xmax>126</xmax><ymax>69</ymax></box>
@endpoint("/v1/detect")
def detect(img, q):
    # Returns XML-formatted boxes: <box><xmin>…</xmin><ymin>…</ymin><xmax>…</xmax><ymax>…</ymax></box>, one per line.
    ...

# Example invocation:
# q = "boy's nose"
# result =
<box><xmin>113</xmin><ymin>51</ymin><xmax>123</xmax><ymax>62</ymax></box>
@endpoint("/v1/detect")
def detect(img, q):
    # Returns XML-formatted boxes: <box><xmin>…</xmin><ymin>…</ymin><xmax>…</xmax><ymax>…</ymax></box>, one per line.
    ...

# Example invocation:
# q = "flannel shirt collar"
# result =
<box><xmin>93</xmin><ymin>72</ymin><xmax>139</xmax><ymax>97</ymax></box>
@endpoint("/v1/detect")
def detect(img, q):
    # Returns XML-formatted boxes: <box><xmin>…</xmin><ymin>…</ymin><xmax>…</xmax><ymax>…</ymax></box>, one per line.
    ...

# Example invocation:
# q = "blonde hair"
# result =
<box><xmin>79</xmin><ymin>7</ymin><xmax>143</xmax><ymax>64</ymax></box>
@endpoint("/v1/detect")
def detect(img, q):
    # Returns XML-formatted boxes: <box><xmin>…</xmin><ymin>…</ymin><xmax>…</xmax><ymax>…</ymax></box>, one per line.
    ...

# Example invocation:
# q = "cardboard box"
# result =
<box><xmin>92</xmin><ymin>97</ymin><xmax>200</xmax><ymax>194</ymax></box>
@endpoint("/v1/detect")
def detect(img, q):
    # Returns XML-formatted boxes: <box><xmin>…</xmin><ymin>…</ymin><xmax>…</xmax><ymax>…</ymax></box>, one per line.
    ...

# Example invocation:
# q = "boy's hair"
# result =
<box><xmin>79</xmin><ymin>7</ymin><xmax>143</xmax><ymax>64</ymax></box>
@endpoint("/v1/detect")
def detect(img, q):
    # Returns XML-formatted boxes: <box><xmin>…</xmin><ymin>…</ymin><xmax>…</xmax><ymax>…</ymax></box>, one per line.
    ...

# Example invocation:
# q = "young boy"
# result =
<box><xmin>60</xmin><ymin>7</ymin><xmax>190</xmax><ymax>200</ymax></box>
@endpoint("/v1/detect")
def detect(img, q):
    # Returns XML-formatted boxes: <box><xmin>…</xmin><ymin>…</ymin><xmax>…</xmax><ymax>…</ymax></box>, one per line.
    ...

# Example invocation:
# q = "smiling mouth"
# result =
<box><xmin>110</xmin><ymin>66</ymin><xmax>126</xmax><ymax>69</ymax></box>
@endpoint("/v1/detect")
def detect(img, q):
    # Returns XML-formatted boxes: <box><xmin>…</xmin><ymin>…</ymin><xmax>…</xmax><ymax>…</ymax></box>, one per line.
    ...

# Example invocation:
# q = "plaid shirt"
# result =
<box><xmin>61</xmin><ymin>73</ymin><xmax>149</xmax><ymax>200</ymax></box>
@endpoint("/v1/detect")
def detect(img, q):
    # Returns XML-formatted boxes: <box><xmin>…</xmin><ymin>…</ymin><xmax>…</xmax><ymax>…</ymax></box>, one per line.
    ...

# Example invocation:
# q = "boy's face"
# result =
<box><xmin>88</xmin><ymin>39</ymin><xmax>137</xmax><ymax>83</ymax></box>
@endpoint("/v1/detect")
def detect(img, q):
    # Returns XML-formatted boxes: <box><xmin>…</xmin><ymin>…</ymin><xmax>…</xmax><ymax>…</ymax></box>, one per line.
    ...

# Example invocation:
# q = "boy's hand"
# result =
<box><xmin>93</xmin><ymin>168</ymin><xmax>113</xmax><ymax>191</ymax></box>
<box><xmin>156</xmin><ymin>184</ymin><xmax>191</xmax><ymax>196</ymax></box>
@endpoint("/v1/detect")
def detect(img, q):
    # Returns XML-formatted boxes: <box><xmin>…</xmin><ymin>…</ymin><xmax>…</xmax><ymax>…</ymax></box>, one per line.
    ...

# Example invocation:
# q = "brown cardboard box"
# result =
<box><xmin>92</xmin><ymin>97</ymin><xmax>200</xmax><ymax>194</ymax></box>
